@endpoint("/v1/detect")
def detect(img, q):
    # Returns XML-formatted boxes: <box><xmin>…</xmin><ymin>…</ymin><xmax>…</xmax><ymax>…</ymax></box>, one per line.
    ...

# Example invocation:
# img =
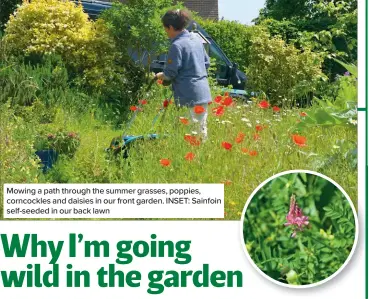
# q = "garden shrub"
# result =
<box><xmin>246</xmin><ymin>30</ymin><xmax>326</xmax><ymax>106</ymax></box>
<box><xmin>196</xmin><ymin>18</ymin><xmax>263</xmax><ymax>72</ymax></box>
<box><xmin>3</xmin><ymin>0</ymin><xmax>117</xmax><ymax>92</ymax></box>
<box><xmin>101</xmin><ymin>0</ymin><xmax>179</xmax><ymax>73</ymax></box>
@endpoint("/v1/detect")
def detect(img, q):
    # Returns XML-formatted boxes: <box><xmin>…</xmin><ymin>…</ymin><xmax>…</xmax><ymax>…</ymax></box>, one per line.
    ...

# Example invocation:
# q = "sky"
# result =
<box><xmin>218</xmin><ymin>0</ymin><xmax>266</xmax><ymax>25</ymax></box>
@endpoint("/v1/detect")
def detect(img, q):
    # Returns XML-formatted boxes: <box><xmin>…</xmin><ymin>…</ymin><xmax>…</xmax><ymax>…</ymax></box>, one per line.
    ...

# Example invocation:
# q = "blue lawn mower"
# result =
<box><xmin>106</xmin><ymin>76</ymin><xmax>171</xmax><ymax>159</ymax></box>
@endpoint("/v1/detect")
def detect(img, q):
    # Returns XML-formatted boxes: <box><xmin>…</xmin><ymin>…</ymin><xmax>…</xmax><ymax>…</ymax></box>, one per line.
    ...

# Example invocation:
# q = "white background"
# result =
<box><xmin>0</xmin><ymin>220</ymin><xmax>365</xmax><ymax>298</ymax></box>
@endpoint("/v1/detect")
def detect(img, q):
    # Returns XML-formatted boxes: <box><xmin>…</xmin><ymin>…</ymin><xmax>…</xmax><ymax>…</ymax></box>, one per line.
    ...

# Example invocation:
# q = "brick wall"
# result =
<box><xmin>181</xmin><ymin>0</ymin><xmax>219</xmax><ymax>20</ymax></box>
<box><xmin>115</xmin><ymin>0</ymin><xmax>219</xmax><ymax>20</ymax></box>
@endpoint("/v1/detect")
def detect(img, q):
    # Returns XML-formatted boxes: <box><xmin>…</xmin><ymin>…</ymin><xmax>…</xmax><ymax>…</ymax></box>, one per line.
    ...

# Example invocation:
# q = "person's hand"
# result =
<box><xmin>156</xmin><ymin>72</ymin><xmax>165</xmax><ymax>80</ymax></box>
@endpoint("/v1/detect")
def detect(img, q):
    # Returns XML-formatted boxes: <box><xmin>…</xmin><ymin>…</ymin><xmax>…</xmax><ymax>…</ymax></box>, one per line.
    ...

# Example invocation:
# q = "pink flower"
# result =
<box><xmin>285</xmin><ymin>194</ymin><xmax>309</xmax><ymax>238</ymax></box>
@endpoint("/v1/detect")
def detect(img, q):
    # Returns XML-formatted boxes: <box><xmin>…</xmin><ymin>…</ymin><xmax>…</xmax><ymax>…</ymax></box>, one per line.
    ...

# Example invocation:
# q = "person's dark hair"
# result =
<box><xmin>161</xmin><ymin>9</ymin><xmax>191</xmax><ymax>31</ymax></box>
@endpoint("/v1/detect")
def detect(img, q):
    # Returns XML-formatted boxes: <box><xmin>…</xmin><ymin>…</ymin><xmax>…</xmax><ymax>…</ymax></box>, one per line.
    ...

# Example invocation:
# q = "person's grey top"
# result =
<box><xmin>163</xmin><ymin>30</ymin><xmax>212</xmax><ymax>107</ymax></box>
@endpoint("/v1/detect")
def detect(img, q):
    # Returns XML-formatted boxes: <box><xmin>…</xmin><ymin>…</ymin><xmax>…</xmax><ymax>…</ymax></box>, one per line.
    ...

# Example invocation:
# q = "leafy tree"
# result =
<box><xmin>196</xmin><ymin>18</ymin><xmax>262</xmax><ymax>73</ymax></box>
<box><xmin>101</xmin><ymin>0</ymin><xmax>181</xmax><ymax>74</ymax></box>
<box><xmin>257</xmin><ymin>1</ymin><xmax>357</xmax><ymax>78</ymax></box>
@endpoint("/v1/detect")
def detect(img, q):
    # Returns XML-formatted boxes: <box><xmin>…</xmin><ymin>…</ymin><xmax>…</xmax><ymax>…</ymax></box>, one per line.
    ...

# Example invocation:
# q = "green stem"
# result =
<box><xmin>259</xmin><ymin>255</ymin><xmax>294</xmax><ymax>265</ymax></box>
<box><xmin>303</xmin><ymin>231</ymin><xmax>347</xmax><ymax>261</ymax></box>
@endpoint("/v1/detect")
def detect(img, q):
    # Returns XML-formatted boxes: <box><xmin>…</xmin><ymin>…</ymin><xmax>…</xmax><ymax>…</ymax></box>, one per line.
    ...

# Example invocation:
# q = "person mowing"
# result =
<box><xmin>156</xmin><ymin>9</ymin><xmax>212</xmax><ymax>141</ymax></box>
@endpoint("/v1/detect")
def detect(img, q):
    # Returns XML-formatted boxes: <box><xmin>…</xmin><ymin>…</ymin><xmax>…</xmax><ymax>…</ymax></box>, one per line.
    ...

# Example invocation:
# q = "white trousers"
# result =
<box><xmin>189</xmin><ymin>103</ymin><xmax>208</xmax><ymax>141</ymax></box>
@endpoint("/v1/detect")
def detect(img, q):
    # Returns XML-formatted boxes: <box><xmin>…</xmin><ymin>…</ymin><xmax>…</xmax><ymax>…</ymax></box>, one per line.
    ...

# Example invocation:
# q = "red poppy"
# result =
<box><xmin>258</xmin><ymin>100</ymin><xmax>270</xmax><ymax>109</ymax></box>
<box><xmin>179</xmin><ymin>117</ymin><xmax>189</xmax><ymax>125</ymax></box>
<box><xmin>292</xmin><ymin>134</ymin><xmax>307</xmax><ymax>147</ymax></box>
<box><xmin>214</xmin><ymin>95</ymin><xmax>223</xmax><ymax>103</ymax></box>
<box><xmin>130</xmin><ymin>106</ymin><xmax>138</xmax><ymax>111</ymax></box>
<box><xmin>255</xmin><ymin>125</ymin><xmax>263</xmax><ymax>132</ymax></box>
<box><xmin>184</xmin><ymin>135</ymin><xmax>201</xmax><ymax>146</ymax></box>
<box><xmin>221</xmin><ymin>180</ymin><xmax>232</xmax><ymax>185</ymax></box>
<box><xmin>185</xmin><ymin>152</ymin><xmax>195</xmax><ymax>161</ymax></box>
<box><xmin>300</xmin><ymin>112</ymin><xmax>307</xmax><ymax>117</ymax></box>
<box><xmin>139</xmin><ymin>99</ymin><xmax>148</xmax><ymax>105</ymax></box>
<box><xmin>194</xmin><ymin>105</ymin><xmax>206</xmax><ymax>114</ymax></box>
<box><xmin>249</xmin><ymin>150</ymin><xmax>258</xmax><ymax>156</ymax></box>
<box><xmin>241</xmin><ymin>148</ymin><xmax>249</xmax><ymax>153</ymax></box>
<box><xmin>273</xmin><ymin>106</ymin><xmax>280</xmax><ymax>112</ymax></box>
<box><xmin>160</xmin><ymin>159</ymin><xmax>171</xmax><ymax>167</ymax></box>
<box><xmin>253</xmin><ymin>133</ymin><xmax>260</xmax><ymax>141</ymax></box>
<box><xmin>221</xmin><ymin>96</ymin><xmax>233</xmax><ymax>107</ymax></box>
<box><xmin>163</xmin><ymin>99</ymin><xmax>169</xmax><ymax>108</ymax></box>
<box><xmin>157</xmin><ymin>80</ymin><xmax>163</xmax><ymax>85</ymax></box>
<box><xmin>235</xmin><ymin>132</ymin><xmax>245</xmax><ymax>144</ymax></box>
<box><xmin>212</xmin><ymin>106</ymin><xmax>225</xmax><ymax>116</ymax></box>
<box><xmin>208</xmin><ymin>101</ymin><xmax>213</xmax><ymax>105</ymax></box>
<box><xmin>221</xmin><ymin>142</ymin><xmax>232</xmax><ymax>150</ymax></box>
<box><xmin>224</xmin><ymin>92</ymin><xmax>229</xmax><ymax>97</ymax></box>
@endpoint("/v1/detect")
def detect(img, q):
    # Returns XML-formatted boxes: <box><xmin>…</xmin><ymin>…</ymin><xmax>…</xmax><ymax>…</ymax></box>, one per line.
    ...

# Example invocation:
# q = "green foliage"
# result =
<box><xmin>0</xmin><ymin>0</ymin><xmax>21</xmax><ymax>30</ymax></box>
<box><xmin>0</xmin><ymin>103</ymin><xmax>41</xmax><ymax>206</ymax></box>
<box><xmin>101</xmin><ymin>0</ymin><xmax>179</xmax><ymax>72</ymax></box>
<box><xmin>0</xmin><ymin>55</ymin><xmax>68</xmax><ymax>106</ymax></box>
<box><xmin>4</xmin><ymin>0</ymin><xmax>91</xmax><ymax>56</ymax></box>
<box><xmin>196</xmin><ymin>18</ymin><xmax>262</xmax><ymax>72</ymax></box>
<box><xmin>296</xmin><ymin>61</ymin><xmax>357</xmax><ymax>129</ymax></box>
<box><xmin>244</xmin><ymin>173</ymin><xmax>356</xmax><ymax>285</ymax></box>
<box><xmin>0</xmin><ymin>55</ymin><xmax>99</xmax><ymax>119</ymax></box>
<box><xmin>3</xmin><ymin>0</ymin><xmax>118</xmax><ymax>92</ymax></box>
<box><xmin>258</xmin><ymin>0</ymin><xmax>357</xmax><ymax>78</ymax></box>
<box><xmin>246</xmin><ymin>30</ymin><xmax>326</xmax><ymax>105</ymax></box>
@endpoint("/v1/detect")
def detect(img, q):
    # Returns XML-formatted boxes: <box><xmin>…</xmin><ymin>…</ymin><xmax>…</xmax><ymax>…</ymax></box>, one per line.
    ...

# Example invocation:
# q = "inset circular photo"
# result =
<box><xmin>241</xmin><ymin>170</ymin><xmax>358</xmax><ymax>288</ymax></box>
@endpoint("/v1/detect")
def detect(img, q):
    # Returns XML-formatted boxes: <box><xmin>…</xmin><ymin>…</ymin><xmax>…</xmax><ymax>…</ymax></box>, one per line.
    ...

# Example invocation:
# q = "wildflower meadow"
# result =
<box><xmin>243</xmin><ymin>172</ymin><xmax>356</xmax><ymax>285</ymax></box>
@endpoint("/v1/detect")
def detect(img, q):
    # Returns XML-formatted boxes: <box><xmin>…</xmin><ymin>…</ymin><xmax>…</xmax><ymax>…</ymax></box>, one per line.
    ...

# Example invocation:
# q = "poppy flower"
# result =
<box><xmin>241</xmin><ymin>148</ymin><xmax>249</xmax><ymax>154</ymax></box>
<box><xmin>221</xmin><ymin>180</ymin><xmax>232</xmax><ymax>185</ymax></box>
<box><xmin>194</xmin><ymin>105</ymin><xmax>206</xmax><ymax>114</ymax></box>
<box><xmin>221</xmin><ymin>142</ymin><xmax>232</xmax><ymax>150</ymax></box>
<box><xmin>300</xmin><ymin>112</ymin><xmax>307</xmax><ymax>117</ymax></box>
<box><xmin>160</xmin><ymin>159</ymin><xmax>171</xmax><ymax>167</ymax></box>
<box><xmin>249</xmin><ymin>150</ymin><xmax>258</xmax><ymax>156</ymax></box>
<box><xmin>235</xmin><ymin>132</ymin><xmax>245</xmax><ymax>144</ymax></box>
<box><xmin>214</xmin><ymin>95</ymin><xmax>223</xmax><ymax>103</ymax></box>
<box><xmin>179</xmin><ymin>117</ymin><xmax>189</xmax><ymax>125</ymax></box>
<box><xmin>253</xmin><ymin>133</ymin><xmax>260</xmax><ymax>141</ymax></box>
<box><xmin>139</xmin><ymin>99</ymin><xmax>148</xmax><ymax>105</ymax></box>
<box><xmin>208</xmin><ymin>101</ymin><xmax>213</xmax><ymax>105</ymax></box>
<box><xmin>130</xmin><ymin>106</ymin><xmax>138</xmax><ymax>111</ymax></box>
<box><xmin>255</xmin><ymin>125</ymin><xmax>263</xmax><ymax>132</ymax></box>
<box><xmin>224</xmin><ymin>92</ymin><xmax>229</xmax><ymax>97</ymax></box>
<box><xmin>157</xmin><ymin>80</ymin><xmax>163</xmax><ymax>85</ymax></box>
<box><xmin>292</xmin><ymin>134</ymin><xmax>307</xmax><ymax>147</ymax></box>
<box><xmin>221</xmin><ymin>96</ymin><xmax>233</xmax><ymax>107</ymax></box>
<box><xmin>184</xmin><ymin>135</ymin><xmax>201</xmax><ymax>146</ymax></box>
<box><xmin>212</xmin><ymin>106</ymin><xmax>225</xmax><ymax>116</ymax></box>
<box><xmin>258</xmin><ymin>100</ymin><xmax>270</xmax><ymax>109</ymax></box>
<box><xmin>185</xmin><ymin>152</ymin><xmax>195</xmax><ymax>161</ymax></box>
<box><xmin>163</xmin><ymin>99</ymin><xmax>170</xmax><ymax>108</ymax></box>
<box><xmin>273</xmin><ymin>106</ymin><xmax>280</xmax><ymax>112</ymax></box>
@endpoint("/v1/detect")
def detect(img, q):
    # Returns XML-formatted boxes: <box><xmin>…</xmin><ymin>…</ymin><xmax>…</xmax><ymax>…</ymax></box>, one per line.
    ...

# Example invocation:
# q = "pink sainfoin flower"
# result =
<box><xmin>284</xmin><ymin>194</ymin><xmax>309</xmax><ymax>238</ymax></box>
